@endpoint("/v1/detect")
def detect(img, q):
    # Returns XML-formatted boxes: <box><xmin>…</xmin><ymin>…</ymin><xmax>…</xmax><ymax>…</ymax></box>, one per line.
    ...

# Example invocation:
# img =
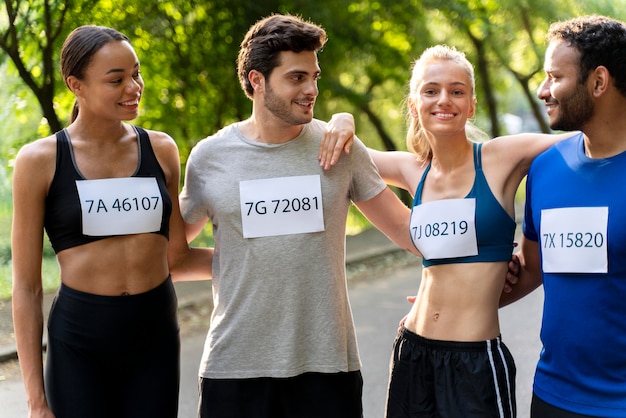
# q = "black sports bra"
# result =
<box><xmin>44</xmin><ymin>126</ymin><xmax>172</xmax><ymax>253</ymax></box>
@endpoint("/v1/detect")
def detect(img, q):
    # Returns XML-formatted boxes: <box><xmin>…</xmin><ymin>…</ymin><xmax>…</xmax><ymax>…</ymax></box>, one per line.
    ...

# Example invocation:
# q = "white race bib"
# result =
<box><xmin>410</xmin><ymin>198</ymin><xmax>478</xmax><ymax>259</ymax></box>
<box><xmin>76</xmin><ymin>177</ymin><xmax>163</xmax><ymax>236</ymax></box>
<box><xmin>540</xmin><ymin>207</ymin><xmax>608</xmax><ymax>273</ymax></box>
<box><xmin>239</xmin><ymin>175</ymin><xmax>324</xmax><ymax>238</ymax></box>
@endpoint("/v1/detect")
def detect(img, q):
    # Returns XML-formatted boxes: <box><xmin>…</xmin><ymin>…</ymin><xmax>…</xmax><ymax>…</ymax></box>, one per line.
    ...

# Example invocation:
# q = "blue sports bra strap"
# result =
<box><xmin>412</xmin><ymin>162</ymin><xmax>432</xmax><ymax>206</ymax></box>
<box><xmin>473</xmin><ymin>142</ymin><xmax>483</xmax><ymax>170</ymax></box>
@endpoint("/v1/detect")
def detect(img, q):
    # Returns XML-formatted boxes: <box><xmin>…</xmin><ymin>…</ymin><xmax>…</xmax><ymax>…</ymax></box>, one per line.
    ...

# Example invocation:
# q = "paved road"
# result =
<box><xmin>0</xmin><ymin>260</ymin><xmax>543</xmax><ymax>418</ymax></box>
<box><xmin>177</xmin><ymin>261</ymin><xmax>543</xmax><ymax>418</ymax></box>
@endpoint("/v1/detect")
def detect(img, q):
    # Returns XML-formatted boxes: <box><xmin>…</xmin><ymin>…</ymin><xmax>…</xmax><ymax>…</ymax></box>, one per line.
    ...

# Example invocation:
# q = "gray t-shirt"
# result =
<box><xmin>180</xmin><ymin>119</ymin><xmax>386</xmax><ymax>378</ymax></box>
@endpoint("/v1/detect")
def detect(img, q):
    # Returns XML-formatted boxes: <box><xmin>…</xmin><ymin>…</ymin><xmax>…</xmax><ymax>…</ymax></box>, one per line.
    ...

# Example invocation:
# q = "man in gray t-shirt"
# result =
<box><xmin>180</xmin><ymin>13</ymin><xmax>417</xmax><ymax>418</ymax></box>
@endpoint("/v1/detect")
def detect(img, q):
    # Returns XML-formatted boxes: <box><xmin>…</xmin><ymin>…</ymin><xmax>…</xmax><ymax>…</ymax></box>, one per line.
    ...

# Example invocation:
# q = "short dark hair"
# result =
<box><xmin>547</xmin><ymin>15</ymin><xmax>626</xmax><ymax>97</ymax></box>
<box><xmin>237</xmin><ymin>14</ymin><xmax>327</xmax><ymax>99</ymax></box>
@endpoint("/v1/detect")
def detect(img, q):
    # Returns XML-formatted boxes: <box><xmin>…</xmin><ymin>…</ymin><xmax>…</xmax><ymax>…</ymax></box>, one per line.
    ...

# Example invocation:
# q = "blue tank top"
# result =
<box><xmin>413</xmin><ymin>142</ymin><xmax>515</xmax><ymax>267</ymax></box>
<box><xmin>44</xmin><ymin>126</ymin><xmax>172</xmax><ymax>253</ymax></box>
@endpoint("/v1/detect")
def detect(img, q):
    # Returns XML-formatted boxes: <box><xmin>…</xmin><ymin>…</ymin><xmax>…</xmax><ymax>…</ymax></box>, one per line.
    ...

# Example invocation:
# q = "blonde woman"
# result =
<box><xmin>321</xmin><ymin>45</ymin><xmax>575</xmax><ymax>417</ymax></box>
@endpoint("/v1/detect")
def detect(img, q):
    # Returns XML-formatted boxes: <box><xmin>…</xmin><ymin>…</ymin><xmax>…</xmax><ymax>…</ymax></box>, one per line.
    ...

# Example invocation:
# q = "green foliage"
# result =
<box><xmin>2</xmin><ymin>0</ymin><xmax>626</xmax><ymax>300</ymax></box>
<box><xmin>0</xmin><ymin>163</ymin><xmax>12</xmax><ymax>234</ymax></box>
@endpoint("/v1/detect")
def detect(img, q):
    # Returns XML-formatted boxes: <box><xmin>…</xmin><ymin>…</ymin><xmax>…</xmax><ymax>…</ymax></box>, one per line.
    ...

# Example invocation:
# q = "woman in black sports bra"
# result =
<box><xmin>11</xmin><ymin>25</ymin><xmax>213</xmax><ymax>418</ymax></box>
<box><xmin>321</xmin><ymin>45</ymin><xmax>576</xmax><ymax>418</ymax></box>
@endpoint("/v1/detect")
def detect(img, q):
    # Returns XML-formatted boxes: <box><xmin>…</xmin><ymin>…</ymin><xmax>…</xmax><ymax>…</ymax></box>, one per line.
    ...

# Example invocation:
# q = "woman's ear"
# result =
<box><xmin>66</xmin><ymin>76</ymin><xmax>82</xmax><ymax>95</ymax></box>
<box><xmin>407</xmin><ymin>98</ymin><xmax>418</xmax><ymax>118</ymax></box>
<box><xmin>468</xmin><ymin>97</ymin><xmax>477</xmax><ymax>119</ymax></box>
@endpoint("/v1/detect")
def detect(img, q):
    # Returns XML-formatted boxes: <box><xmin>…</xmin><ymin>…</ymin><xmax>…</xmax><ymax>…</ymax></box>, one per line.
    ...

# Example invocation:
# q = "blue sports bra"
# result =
<box><xmin>44</xmin><ymin>126</ymin><xmax>172</xmax><ymax>253</ymax></box>
<box><xmin>412</xmin><ymin>142</ymin><xmax>515</xmax><ymax>267</ymax></box>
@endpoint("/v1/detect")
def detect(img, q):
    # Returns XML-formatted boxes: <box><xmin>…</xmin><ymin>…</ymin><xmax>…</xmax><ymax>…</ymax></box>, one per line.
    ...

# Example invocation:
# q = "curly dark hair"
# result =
<box><xmin>547</xmin><ymin>15</ymin><xmax>626</xmax><ymax>97</ymax></box>
<box><xmin>237</xmin><ymin>14</ymin><xmax>327</xmax><ymax>99</ymax></box>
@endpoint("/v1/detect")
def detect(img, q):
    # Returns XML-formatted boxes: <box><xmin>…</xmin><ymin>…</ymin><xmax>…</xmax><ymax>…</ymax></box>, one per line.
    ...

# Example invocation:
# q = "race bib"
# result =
<box><xmin>76</xmin><ymin>177</ymin><xmax>163</xmax><ymax>236</ymax></box>
<box><xmin>410</xmin><ymin>198</ymin><xmax>478</xmax><ymax>259</ymax></box>
<box><xmin>239</xmin><ymin>175</ymin><xmax>324</xmax><ymax>238</ymax></box>
<box><xmin>540</xmin><ymin>207</ymin><xmax>608</xmax><ymax>273</ymax></box>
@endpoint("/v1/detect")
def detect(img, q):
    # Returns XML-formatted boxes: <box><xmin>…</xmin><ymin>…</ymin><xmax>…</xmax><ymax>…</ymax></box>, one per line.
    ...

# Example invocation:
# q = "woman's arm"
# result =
<box><xmin>488</xmin><ymin>131</ymin><xmax>578</xmax><ymax>177</ymax></box>
<box><xmin>150</xmin><ymin>131</ymin><xmax>213</xmax><ymax>283</ymax></box>
<box><xmin>318</xmin><ymin>113</ymin><xmax>355</xmax><ymax>170</ymax></box>
<box><xmin>499</xmin><ymin>236</ymin><xmax>543</xmax><ymax>307</ymax></box>
<box><xmin>11</xmin><ymin>139</ymin><xmax>56</xmax><ymax>417</ymax></box>
<box><xmin>317</xmin><ymin>114</ymin><xmax>422</xmax><ymax>193</ymax></box>
<box><xmin>368</xmin><ymin>149</ymin><xmax>421</xmax><ymax>192</ymax></box>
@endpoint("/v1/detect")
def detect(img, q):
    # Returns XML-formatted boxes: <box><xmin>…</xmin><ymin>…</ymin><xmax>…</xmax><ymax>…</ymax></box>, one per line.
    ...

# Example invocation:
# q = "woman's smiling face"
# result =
<box><xmin>412</xmin><ymin>59</ymin><xmax>476</xmax><ymax>139</ymax></box>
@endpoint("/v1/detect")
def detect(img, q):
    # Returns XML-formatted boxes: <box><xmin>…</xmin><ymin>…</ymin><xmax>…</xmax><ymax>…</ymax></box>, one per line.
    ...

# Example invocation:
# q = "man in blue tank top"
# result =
<box><xmin>501</xmin><ymin>15</ymin><xmax>626</xmax><ymax>418</ymax></box>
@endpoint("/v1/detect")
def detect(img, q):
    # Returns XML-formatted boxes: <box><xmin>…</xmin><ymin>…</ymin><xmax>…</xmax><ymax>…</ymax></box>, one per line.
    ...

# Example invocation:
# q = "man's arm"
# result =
<box><xmin>499</xmin><ymin>235</ymin><xmax>543</xmax><ymax>307</ymax></box>
<box><xmin>353</xmin><ymin>187</ymin><xmax>420</xmax><ymax>257</ymax></box>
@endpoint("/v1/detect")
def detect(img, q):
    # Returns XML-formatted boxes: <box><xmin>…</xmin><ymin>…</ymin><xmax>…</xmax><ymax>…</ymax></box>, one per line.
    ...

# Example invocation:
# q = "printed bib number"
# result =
<box><xmin>410</xmin><ymin>198</ymin><xmax>478</xmax><ymax>259</ymax></box>
<box><xmin>540</xmin><ymin>207</ymin><xmax>608</xmax><ymax>273</ymax></box>
<box><xmin>239</xmin><ymin>175</ymin><xmax>324</xmax><ymax>238</ymax></box>
<box><xmin>76</xmin><ymin>177</ymin><xmax>163</xmax><ymax>236</ymax></box>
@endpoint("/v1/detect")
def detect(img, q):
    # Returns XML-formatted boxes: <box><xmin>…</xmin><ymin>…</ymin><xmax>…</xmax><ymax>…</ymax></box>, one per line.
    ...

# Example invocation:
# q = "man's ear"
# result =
<box><xmin>248</xmin><ymin>70</ymin><xmax>265</xmax><ymax>94</ymax></box>
<box><xmin>589</xmin><ymin>66</ymin><xmax>610</xmax><ymax>98</ymax></box>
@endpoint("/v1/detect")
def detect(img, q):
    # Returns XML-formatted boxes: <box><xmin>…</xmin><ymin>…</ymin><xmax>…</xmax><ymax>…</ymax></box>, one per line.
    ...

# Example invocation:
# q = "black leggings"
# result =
<box><xmin>45</xmin><ymin>277</ymin><xmax>180</xmax><ymax>418</ymax></box>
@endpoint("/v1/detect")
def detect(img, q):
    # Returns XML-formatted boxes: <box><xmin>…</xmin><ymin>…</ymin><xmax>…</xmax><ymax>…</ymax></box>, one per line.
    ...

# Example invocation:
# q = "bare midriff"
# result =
<box><xmin>56</xmin><ymin>234</ymin><xmax>169</xmax><ymax>296</ymax></box>
<box><xmin>403</xmin><ymin>261</ymin><xmax>508</xmax><ymax>342</ymax></box>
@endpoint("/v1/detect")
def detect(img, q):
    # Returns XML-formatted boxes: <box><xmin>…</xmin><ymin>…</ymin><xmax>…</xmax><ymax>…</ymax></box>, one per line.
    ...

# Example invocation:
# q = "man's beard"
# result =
<box><xmin>264</xmin><ymin>84</ymin><xmax>313</xmax><ymax>126</ymax></box>
<box><xmin>550</xmin><ymin>84</ymin><xmax>594</xmax><ymax>132</ymax></box>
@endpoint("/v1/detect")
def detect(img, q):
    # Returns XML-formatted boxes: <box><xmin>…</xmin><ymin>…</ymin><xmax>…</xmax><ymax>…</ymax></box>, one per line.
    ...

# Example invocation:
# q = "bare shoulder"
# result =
<box><xmin>140</xmin><ymin>128</ymin><xmax>181</xmax><ymax>183</ymax></box>
<box><xmin>13</xmin><ymin>135</ymin><xmax>58</xmax><ymax>194</ymax></box>
<box><xmin>14</xmin><ymin>135</ymin><xmax>57</xmax><ymax>170</ymax></box>
<box><xmin>142</xmin><ymin>128</ymin><xmax>177</xmax><ymax>149</ymax></box>
<box><xmin>141</xmin><ymin>128</ymin><xmax>179</xmax><ymax>159</ymax></box>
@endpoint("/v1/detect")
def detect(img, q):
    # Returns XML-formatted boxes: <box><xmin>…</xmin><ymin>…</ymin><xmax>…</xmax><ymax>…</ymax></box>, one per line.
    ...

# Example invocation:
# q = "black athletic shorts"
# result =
<box><xmin>386</xmin><ymin>327</ymin><xmax>516</xmax><ymax>418</ymax></box>
<box><xmin>45</xmin><ymin>277</ymin><xmax>180</xmax><ymax>418</ymax></box>
<box><xmin>198</xmin><ymin>371</ymin><xmax>363</xmax><ymax>418</ymax></box>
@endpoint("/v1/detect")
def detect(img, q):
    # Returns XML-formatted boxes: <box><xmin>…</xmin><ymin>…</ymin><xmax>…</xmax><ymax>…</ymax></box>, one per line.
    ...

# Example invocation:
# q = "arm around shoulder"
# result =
<box><xmin>490</xmin><ymin>131</ymin><xmax>579</xmax><ymax>174</ymax></box>
<box><xmin>369</xmin><ymin>149</ymin><xmax>419</xmax><ymax>192</ymax></box>
<box><xmin>147</xmin><ymin>129</ymin><xmax>213</xmax><ymax>282</ymax></box>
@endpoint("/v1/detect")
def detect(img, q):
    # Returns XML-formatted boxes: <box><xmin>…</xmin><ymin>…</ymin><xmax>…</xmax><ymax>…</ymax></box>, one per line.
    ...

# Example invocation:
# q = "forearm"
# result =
<box><xmin>169</xmin><ymin>247</ymin><xmax>213</xmax><ymax>282</ymax></box>
<box><xmin>355</xmin><ymin>187</ymin><xmax>421</xmax><ymax>257</ymax></box>
<box><xmin>12</xmin><ymin>287</ymin><xmax>48</xmax><ymax>410</ymax></box>
<box><xmin>499</xmin><ymin>238</ymin><xmax>543</xmax><ymax>307</ymax></box>
<box><xmin>499</xmin><ymin>269</ymin><xmax>542</xmax><ymax>307</ymax></box>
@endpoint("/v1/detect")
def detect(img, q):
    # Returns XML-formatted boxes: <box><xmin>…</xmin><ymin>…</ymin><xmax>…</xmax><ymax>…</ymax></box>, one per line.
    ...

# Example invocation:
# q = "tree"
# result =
<box><xmin>4</xmin><ymin>0</ymin><xmax>624</xmax><ymax>157</ymax></box>
<box><xmin>0</xmin><ymin>0</ymin><xmax>76</xmax><ymax>133</ymax></box>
